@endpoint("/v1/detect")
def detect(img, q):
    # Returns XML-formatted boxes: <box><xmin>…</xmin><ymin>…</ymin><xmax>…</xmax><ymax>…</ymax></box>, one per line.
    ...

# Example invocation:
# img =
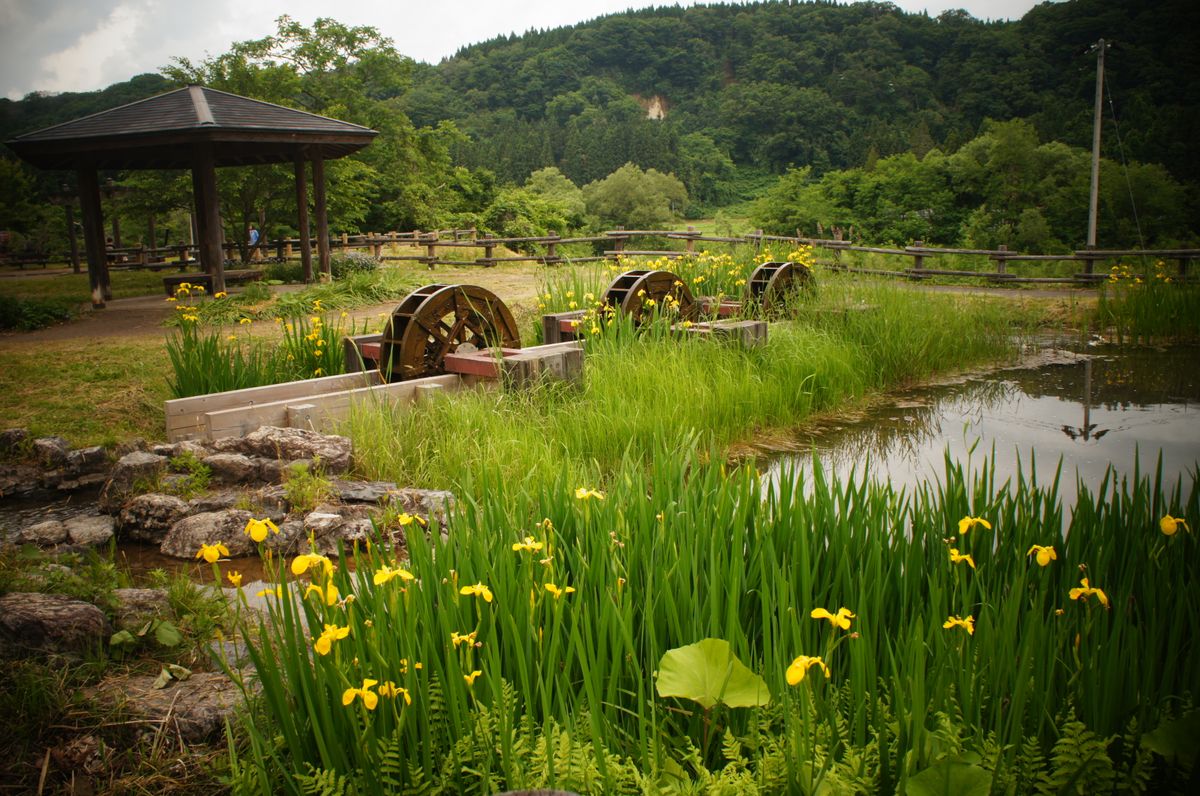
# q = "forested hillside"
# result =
<box><xmin>408</xmin><ymin>0</ymin><xmax>1198</xmax><ymax>197</ymax></box>
<box><xmin>1</xmin><ymin>0</ymin><xmax>1196</xmax><ymax>254</ymax></box>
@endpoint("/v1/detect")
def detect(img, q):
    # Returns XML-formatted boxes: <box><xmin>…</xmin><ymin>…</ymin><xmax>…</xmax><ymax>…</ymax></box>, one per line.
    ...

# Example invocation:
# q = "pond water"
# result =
<box><xmin>765</xmin><ymin>343</ymin><xmax>1200</xmax><ymax>508</ymax></box>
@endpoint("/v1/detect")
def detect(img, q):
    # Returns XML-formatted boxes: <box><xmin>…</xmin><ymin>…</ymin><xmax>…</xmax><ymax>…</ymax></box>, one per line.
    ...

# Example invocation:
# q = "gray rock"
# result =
<box><xmin>303</xmin><ymin>511</ymin><xmax>344</xmax><ymax>536</ymax></box>
<box><xmin>31</xmin><ymin>436</ymin><xmax>71</xmax><ymax>468</ymax></box>
<box><xmin>203</xmin><ymin>453</ymin><xmax>259</xmax><ymax>484</ymax></box>
<box><xmin>333</xmin><ymin>479</ymin><xmax>399</xmax><ymax>503</ymax></box>
<box><xmin>213</xmin><ymin>426</ymin><xmax>352</xmax><ymax>474</ymax></box>
<box><xmin>65</xmin><ymin>446</ymin><xmax>109</xmax><ymax>474</ymax></box>
<box><xmin>0</xmin><ymin>464</ymin><xmax>41</xmax><ymax>498</ymax></box>
<box><xmin>257</xmin><ymin>458</ymin><xmax>288</xmax><ymax>483</ymax></box>
<box><xmin>114</xmin><ymin>438</ymin><xmax>149</xmax><ymax>457</ymax></box>
<box><xmin>263</xmin><ymin>519</ymin><xmax>306</xmax><ymax>555</ymax></box>
<box><xmin>118</xmin><ymin>493</ymin><xmax>189</xmax><ymax>544</ymax></box>
<box><xmin>18</xmin><ymin>519</ymin><xmax>69</xmax><ymax>546</ymax></box>
<box><xmin>89</xmin><ymin>671</ymin><xmax>251</xmax><ymax>743</ymax></box>
<box><xmin>0</xmin><ymin>428</ymin><xmax>29</xmax><ymax>455</ymax></box>
<box><xmin>336</xmin><ymin>518</ymin><xmax>375</xmax><ymax>548</ymax></box>
<box><xmin>54</xmin><ymin>472</ymin><xmax>110</xmax><ymax>492</ymax></box>
<box><xmin>160</xmin><ymin>509</ymin><xmax>255</xmax><ymax>559</ymax></box>
<box><xmin>388</xmin><ymin>487</ymin><xmax>457</xmax><ymax>528</ymax></box>
<box><xmin>0</xmin><ymin>592</ymin><xmax>112</xmax><ymax>658</ymax></box>
<box><xmin>151</xmin><ymin>440</ymin><xmax>210</xmax><ymax>460</ymax></box>
<box><xmin>101</xmin><ymin>451</ymin><xmax>168</xmax><ymax>511</ymax></box>
<box><xmin>112</xmin><ymin>588</ymin><xmax>171</xmax><ymax>631</ymax></box>
<box><xmin>312</xmin><ymin>502</ymin><xmax>373</xmax><ymax>521</ymax></box>
<box><xmin>186</xmin><ymin>489</ymin><xmax>241</xmax><ymax>514</ymax></box>
<box><xmin>254</xmin><ymin>484</ymin><xmax>289</xmax><ymax>514</ymax></box>
<box><xmin>65</xmin><ymin>515</ymin><xmax>115</xmax><ymax>547</ymax></box>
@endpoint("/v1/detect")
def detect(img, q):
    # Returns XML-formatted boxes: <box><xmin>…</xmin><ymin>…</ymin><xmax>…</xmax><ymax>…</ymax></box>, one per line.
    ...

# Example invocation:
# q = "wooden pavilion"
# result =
<box><xmin>6</xmin><ymin>85</ymin><xmax>377</xmax><ymax>307</ymax></box>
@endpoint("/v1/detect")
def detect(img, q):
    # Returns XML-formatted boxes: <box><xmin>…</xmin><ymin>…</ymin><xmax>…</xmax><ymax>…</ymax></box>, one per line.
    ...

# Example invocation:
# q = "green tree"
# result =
<box><xmin>582</xmin><ymin>163</ymin><xmax>687</xmax><ymax>230</ymax></box>
<box><xmin>525</xmin><ymin>167</ymin><xmax>586</xmax><ymax>227</ymax></box>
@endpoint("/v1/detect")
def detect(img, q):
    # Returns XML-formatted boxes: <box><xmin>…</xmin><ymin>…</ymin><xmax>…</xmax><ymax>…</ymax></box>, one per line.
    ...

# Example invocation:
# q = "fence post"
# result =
<box><xmin>910</xmin><ymin>240</ymin><xmax>925</xmax><ymax>278</ymax></box>
<box><xmin>994</xmin><ymin>244</ymin><xmax>1008</xmax><ymax>275</ymax></box>
<box><xmin>425</xmin><ymin>232</ymin><xmax>438</xmax><ymax>270</ymax></box>
<box><xmin>546</xmin><ymin>233</ymin><xmax>559</xmax><ymax>264</ymax></box>
<box><xmin>613</xmin><ymin>226</ymin><xmax>625</xmax><ymax>257</ymax></box>
<box><xmin>1178</xmin><ymin>255</ymin><xmax>1191</xmax><ymax>279</ymax></box>
<box><xmin>686</xmin><ymin>225</ymin><xmax>697</xmax><ymax>255</ymax></box>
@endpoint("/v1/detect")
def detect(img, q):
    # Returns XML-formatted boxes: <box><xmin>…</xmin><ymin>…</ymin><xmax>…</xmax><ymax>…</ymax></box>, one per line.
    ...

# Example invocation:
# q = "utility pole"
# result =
<box><xmin>1087</xmin><ymin>39</ymin><xmax>1107</xmax><ymax>249</ymax></box>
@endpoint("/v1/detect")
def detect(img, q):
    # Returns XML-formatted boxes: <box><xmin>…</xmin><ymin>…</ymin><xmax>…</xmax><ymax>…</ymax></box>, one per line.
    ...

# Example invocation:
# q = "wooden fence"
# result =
<box><xmin>70</xmin><ymin>226</ymin><xmax>1199</xmax><ymax>286</ymax></box>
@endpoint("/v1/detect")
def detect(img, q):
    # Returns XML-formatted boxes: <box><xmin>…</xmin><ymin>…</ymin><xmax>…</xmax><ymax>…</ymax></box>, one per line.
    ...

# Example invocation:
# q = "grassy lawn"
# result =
<box><xmin>0</xmin><ymin>269</ymin><xmax>169</xmax><ymax>302</ymax></box>
<box><xmin>0</xmin><ymin>337</ymin><xmax>172</xmax><ymax>445</ymax></box>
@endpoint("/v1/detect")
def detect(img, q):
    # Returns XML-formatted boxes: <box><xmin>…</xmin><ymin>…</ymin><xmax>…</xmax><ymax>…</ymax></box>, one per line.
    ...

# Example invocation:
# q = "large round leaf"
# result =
<box><xmin>655</xmin><ymin>638</ymin><xmax>771</xmax><ymax>709</ymax></box>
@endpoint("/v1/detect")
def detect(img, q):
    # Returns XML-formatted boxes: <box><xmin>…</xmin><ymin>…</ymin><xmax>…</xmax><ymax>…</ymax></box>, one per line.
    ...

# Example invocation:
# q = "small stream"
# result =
<box><xmin>766</xmin><ymin>343</ymin><xmax>1200</xmax><ymax>506</ymax></box>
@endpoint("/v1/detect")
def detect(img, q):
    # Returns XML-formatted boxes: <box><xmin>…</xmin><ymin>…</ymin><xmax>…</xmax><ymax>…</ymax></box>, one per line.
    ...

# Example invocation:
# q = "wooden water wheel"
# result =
<box><xmin>378</xmin><ymin>284</ymin><xmax>521</xmax><ymax>381</ymax></box>
<box><xmin>602</xmin><ymin>269</ymin><xmax>699</xmax><ymax>325</ymax></box>
<box><xmin>747</xmin><ymin>261</ymin><xmax>813</xmax><ymax>313</ymax></box>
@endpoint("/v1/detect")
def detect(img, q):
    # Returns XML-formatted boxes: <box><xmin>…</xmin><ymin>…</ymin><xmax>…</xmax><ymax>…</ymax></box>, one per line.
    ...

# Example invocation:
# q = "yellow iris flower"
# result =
<box><xmin>227</xmin><ymin>571</ymin><xmax>242</xmax><ymax>588</ymax></box>
<box><xmin>1027</xmin><ymin>545</ymin><xmax>1057</xmax><ymax>566</ymax></box>
<box><xmin>958</xmin><ymin>516</ymin><xmax>992</xmax><ymax>535</ymax></box>
<box><xmin>464</xmin><ymin>670</ymin><xmax>483</xmax><ymax>686</ymax></box>
<box><xmin>377</xmin><ymin>681</ymin><xmax>412</xmax><ymax>704</ymax></box>
<box><xmin>373</xmin><ymin>564</ymin><xmax>415</xmax><ymax>586</ymax></box>
<box><xmin>195</xmin><ymin>541</ymin><xmax>230</xmax><ymax>564</ymax></box>
<box><xmin>943</xmin><ymin>615</ymin><xmax>975</xmax><ymax>635</ymax></box>
<box><xmin>342</xmin><ymin>679</ymin><xmax>378</xmax><ymax>710</ymax></box>
<box><xmin>949</xmin><ymin>548</ymin><xmax>976</xmax><ymax>569</ymax></box>
<box><xmin>512</xmin><ymin>536</ymin><xmax>545</xmax><ymax>553</ymax></box>
<box><xmin>574</xmin><ymin>487</ymin><xmax>605</xmax><ymax>501</ymax></box>
<box><xmin>786</xmin><ymin>655</ymin><xmax>831</xmax><ymax>685</ymax></box>
<box><xmin>256</xmin><ymin>585</ymin><xmax>282</xmax><ymax>598</ymax></box>
<box><xmin>451</xmin><ymin>630</ymin><xmax>477</xmax><ymax>647</ymax></box>
<box><xmin>544</xmin><ymin>582</ymin><xmax>576</xmax><ymax>599</ymax></box>
<box><xmin>305</xmin><ymin>581</ymin><xmax>340</xmax><ymax>606</ymax></box>
<box><xmin>1160</xmin><ymin>514</ymin><xmax>1190</xmax><ymax>536</ymax></box>
<box><xmin>460</xmin><ymin>583</ymin><xmax>494</xmax><ymax>603</ymax></box>
<box><xmin>810</xmin><ymin>606</ymin><xmax>855</xmax><ymax>630</ymax></box>
<box><xmin>243</xmin><ymin>517</ymin><xmax>280</xmax><ymax>543</ymax></box>
<box><xmin>313</xmin><ymin>623</ymin><xmax>349</xmax><ymax>656</ymax></box>
<box><xmin>1069</xmin><ymin>577</ymin><xmax>1109</xmax><ymax>608</ymax></box>
<box><xmin>291</xmin><ymin>552</ymin><xmax>334</xmax><ymax>578</ymax></box>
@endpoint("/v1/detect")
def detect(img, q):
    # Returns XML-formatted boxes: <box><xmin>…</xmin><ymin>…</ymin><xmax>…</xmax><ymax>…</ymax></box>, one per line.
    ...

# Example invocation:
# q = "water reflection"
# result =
<box><xmin>768</xmin><ymin>346</ymin><xmax>1200</xmax><ymax>505</ymax></box>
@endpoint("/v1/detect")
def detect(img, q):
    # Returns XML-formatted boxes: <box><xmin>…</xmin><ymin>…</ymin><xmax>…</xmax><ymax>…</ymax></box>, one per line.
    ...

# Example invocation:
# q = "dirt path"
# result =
<box><xmin>2</xmin><ymin>264</ymin><xmax>547</xmax><ymax>346</ymax></box>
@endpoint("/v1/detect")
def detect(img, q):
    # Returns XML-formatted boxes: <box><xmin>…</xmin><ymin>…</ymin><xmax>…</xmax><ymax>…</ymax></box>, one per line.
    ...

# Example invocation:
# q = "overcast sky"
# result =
<box><xmin>0</xmin><ymin>0</ymin><xmax>1044</xmax><ymax>100</ymax></box>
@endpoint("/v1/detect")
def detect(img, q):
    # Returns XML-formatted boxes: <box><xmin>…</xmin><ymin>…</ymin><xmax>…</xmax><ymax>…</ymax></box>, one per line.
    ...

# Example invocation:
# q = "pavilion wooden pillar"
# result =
<box><xmin>294</xmin><ymin>156</ymin><xmax>313</xmax><ymax>283</ymax></box>
<box><xmin>312</xmin><ymin>154</ymin><xmax>331</xmax><ymax>278</ymax></box>
<box><xmin>76</xmin><ymin>167</ymin><xmax>110</xmax><ymax>308</ymax></box>
<box><xmin>192</xmin><ymin>145</ymin><xmax>226</xmax><ymax>294</ymax></box>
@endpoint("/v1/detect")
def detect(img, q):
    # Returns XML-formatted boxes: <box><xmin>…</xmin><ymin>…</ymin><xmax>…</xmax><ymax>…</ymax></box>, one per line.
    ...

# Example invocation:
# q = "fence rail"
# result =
<box><xmin>23</xmin><ymin>225</ymin><xmax>1194</xmax><ymax>286</ymax></box>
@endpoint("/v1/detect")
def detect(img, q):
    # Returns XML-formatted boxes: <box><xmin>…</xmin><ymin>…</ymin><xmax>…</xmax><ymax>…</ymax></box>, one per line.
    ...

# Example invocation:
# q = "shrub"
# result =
<box><xmin>330</xmin><ymin>251</ymin><xmax>380</xmax><ymax>279</ymax></box>
<box><xmin>0</xmin><ymin>294</ymin><xmax>76</xmax><ymax>330</ymax></box>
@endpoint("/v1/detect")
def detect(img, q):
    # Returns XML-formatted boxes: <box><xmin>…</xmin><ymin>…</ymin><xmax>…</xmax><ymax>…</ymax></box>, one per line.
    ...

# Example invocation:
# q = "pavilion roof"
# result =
<box><xmin>7</xmin><ymin>85</ymin><xmax>377</xmax><ymax>170</ymax></box>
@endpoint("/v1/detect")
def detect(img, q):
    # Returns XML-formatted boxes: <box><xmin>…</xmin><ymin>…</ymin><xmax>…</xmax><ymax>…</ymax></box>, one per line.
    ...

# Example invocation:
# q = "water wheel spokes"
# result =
<box><xmin>747</xmin><ymin>261</ymin><xmax>813</xmax><ymax>314</ymax></box>
<box><xmin>602</xmin><ymin>269</ymin><xmax>699</xmax><ymax>325</ymax></box>
<box><xmin>378</xmin><ymin>284</ymin><xmax>521</xmax><ymax>381</ymax></box>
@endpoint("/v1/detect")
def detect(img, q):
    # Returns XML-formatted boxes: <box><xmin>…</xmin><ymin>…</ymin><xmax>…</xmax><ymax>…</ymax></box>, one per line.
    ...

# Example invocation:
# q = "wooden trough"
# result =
<box><xmin>165</xmin><ymin>283</ymin><xmax>584</xmax><ymax>442</ymax></box>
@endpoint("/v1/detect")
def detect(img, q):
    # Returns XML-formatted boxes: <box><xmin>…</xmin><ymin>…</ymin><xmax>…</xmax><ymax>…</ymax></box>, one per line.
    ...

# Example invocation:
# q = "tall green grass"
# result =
<box><xmin>349</xmin><ymin>274</ymin><xmax>1032</xmax><ymax>492</ymax></box>
<box><xmin>1096</xmin><ymin>267</ymin><xmax>1200</xmax><ymax>344</ymax></box>
<box><xmin>228</xmin><ymin>447</ymin><xmax>1198</xmax><ymax>794</ymax></box>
